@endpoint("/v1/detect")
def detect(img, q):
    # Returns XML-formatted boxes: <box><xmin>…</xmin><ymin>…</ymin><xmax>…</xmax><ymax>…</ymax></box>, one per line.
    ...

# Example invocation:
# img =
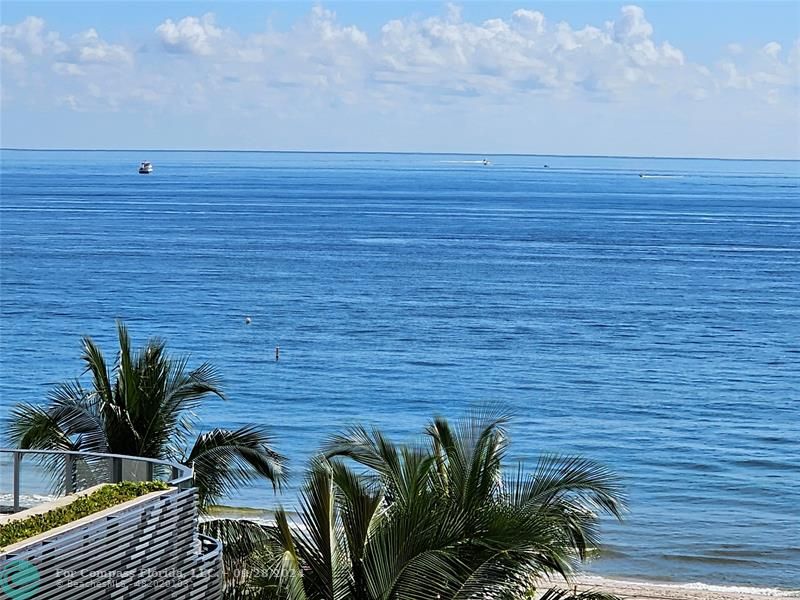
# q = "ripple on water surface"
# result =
<box><xmin>1</xmin><ymin>150</ymin><xmax>799</xmax><ymax>589</ymax></box>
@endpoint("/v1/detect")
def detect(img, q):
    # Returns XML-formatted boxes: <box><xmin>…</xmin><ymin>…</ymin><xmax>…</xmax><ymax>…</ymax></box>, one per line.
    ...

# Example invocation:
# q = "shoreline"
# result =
<box><xmin>573</xmin><ymin>576</ymin><xmax>800</xmax><ymax>600</ymax></box>
<box><xmin>204</xmin><ymin>508</ymin><xmax>799</xmax><ymax>597</ymax></box>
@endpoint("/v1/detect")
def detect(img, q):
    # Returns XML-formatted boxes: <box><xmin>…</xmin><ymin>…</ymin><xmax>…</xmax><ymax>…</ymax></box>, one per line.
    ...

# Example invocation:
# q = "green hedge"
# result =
<box><xmin>0</xmin><ymin>480</ymin><xmax>170</xmax><ymax>549</ymax></box>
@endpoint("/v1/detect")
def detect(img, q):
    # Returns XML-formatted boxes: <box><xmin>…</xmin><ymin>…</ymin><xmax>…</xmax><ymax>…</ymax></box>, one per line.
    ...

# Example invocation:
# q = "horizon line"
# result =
<box><xmin>1</xmin><ymin>147</ymin><xmax>798</xmax><ymax>162</ymax></box>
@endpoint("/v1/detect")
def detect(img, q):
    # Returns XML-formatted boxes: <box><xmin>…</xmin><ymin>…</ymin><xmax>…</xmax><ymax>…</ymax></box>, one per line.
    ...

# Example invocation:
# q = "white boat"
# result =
<box><xmin>138</xmin><ymin>161</ymin><xmax>153</xmax><ymax>174</ymax></box>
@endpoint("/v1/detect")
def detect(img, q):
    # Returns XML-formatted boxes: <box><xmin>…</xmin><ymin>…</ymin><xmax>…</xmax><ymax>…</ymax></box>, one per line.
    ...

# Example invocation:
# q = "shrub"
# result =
<box><xmin>0</xmin><ymin>481</ymin><xmax>170</xmax><ymax>549</ymax></box>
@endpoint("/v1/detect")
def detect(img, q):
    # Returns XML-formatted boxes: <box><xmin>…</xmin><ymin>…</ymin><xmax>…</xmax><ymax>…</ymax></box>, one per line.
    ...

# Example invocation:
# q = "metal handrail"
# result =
<box><xmin>0</xmin><ymin>448</ymin><xmax>194</xmax><ymax>513</ymax></box>
<box><xmin>197</xmin><ymin>534</ymin><xmax>223</xmax><ymax>563</ymax></box>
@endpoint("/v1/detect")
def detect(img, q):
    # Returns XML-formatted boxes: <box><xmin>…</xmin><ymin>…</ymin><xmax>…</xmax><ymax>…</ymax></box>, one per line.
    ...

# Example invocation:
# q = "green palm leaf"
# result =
<box><xmin>188</xmin><ymin>425</ymin><xmax>287</xmax><ymax>510</ymax></box>
<box><xmin>5</xmin><ymin>322</ymin><xmax>284</xmax><ymax>527</ymax></box>
<box><xmin>273</xmin><ymin>409</ymin><xmax>625</xmax><ymax>600</ymax></box>
<box><xmin>507</xmin><ymin>455</ymin><xmax>626</xmax><ymax>519</ymax></box>
<box><xmin>538</xmin><ymin>586</ymin><xmax>622</xmax><ymax>600</ymax></box>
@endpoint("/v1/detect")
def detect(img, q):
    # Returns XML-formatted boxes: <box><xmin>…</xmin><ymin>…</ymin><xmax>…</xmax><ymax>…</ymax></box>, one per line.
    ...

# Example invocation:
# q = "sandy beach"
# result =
<box><xmin>573</xmin><ymin>577</ymin><xmax>799</xmax><ymax>600</ymax></box>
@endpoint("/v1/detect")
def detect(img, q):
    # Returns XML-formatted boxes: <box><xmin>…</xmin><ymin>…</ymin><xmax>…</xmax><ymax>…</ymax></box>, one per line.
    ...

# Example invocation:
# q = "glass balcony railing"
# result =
<box><xmin>0</xmin><ymin>448</ymin><xmax>193</xmax><ymax>513</ymax></box>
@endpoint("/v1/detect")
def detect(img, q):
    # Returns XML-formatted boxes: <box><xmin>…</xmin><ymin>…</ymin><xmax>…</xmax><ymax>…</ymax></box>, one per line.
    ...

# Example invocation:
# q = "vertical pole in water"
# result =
<box><xmin>64</xmin><ymin>453</ymin><xmax>75</xmax><ymax>494</ymax></box>
<box><xmin>12</xmin><ymin>452</ymin><xmax>21</xmax><ymax>512</ymax></box>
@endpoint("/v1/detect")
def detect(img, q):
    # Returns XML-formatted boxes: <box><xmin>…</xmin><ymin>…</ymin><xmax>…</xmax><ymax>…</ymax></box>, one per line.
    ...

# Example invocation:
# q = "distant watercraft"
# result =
<box><xmin>639</xmin><ymin>173</ymin><xmax>682</xmax><ymax>179</ymax></box>
<box><xmin>482</xmin><ymin>159</ymin><xmax>490</xmax><ymax>166</ymax></box>
<box><xmin>138</xmin><ymin>161</ymin><xmax>153</xmax><ymax>174</ymax></box>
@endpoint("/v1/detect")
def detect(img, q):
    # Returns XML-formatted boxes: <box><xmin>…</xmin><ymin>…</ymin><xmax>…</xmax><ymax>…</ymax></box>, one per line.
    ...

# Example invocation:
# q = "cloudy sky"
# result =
<box><xmin>1</xmin><ymin>1</ymin><xmax>798</xmax><ymax>158</ymax></box>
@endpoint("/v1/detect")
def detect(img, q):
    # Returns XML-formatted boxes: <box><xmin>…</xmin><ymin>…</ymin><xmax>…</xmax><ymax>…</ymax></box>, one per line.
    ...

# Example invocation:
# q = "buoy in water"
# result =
<box><xmin>245</xmin><ymin>316</ymin><xmax>252</xmax><ymax>325</ymax></box>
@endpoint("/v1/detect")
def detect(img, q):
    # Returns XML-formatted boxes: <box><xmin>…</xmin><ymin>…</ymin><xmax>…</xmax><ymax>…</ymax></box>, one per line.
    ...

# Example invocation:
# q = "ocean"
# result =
<box><xmin>0</xmin><ymin>150</ymin><xmax>798</xmax><ymax>589</ymax></box>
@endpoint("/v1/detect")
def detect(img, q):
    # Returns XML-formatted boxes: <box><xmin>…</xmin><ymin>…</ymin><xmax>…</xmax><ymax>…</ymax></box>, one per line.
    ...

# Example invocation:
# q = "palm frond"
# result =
<box><xmin>292</xmin><ymin>460</ymin><xmax>341</xmax><ymax>600</ymax></box>
<box><xmin>507</xmin><ymin>455</ymin><xmax>627</xmax><ymax>519</ymax></box>
<box><xmin>426</xmin><ymin>406</ymin><xmax>510</xmax><ymax>509</ymax></box>
<box><xmin>6</xmin><ymin>402</ymin><xmax>78</xmax><ymax>451</ymax></box>
<box><xmin>159</xmin><ymin>359</ymin><xmax>225</xmax><ymax>457</ymax></box>
<box><xmin>80</xmin><ymin>335</ymin><xmax>113</xmax><ymax>405</ymax></box>
<box><xmin>188</xmin><ymin>425</ymin><xmax>288</xmax><ymax>509</ymax></box>
<box><xmin>47</xmin><ymin>384</ymin><xmax>108</xmax><ymax>452</ymax></box>
<box><xmin>328</xmin><ymin>459</ymin><xmax>383</xmax><ymax>595</ymax></box>
<box><xmin>323</xmin><ymin>424</ymin><xmax>399</xmax><ymax>477</ymax></box>
<box><xmin>115</xmin><ymin>320</ymin><xmax>139</xmax><ymax>414</ymax></box>
<box><xmin>200</xmin><ymin>518</ymin><xmax>272</xmax><ymax>583</ymax></box>
<box><xmin>5</xmin><ymin>396</ymin><xmax>112</xmax><ymax>494</ymax></box>
<box><xmin>267</xmin><ymin>509</ymin><xmax>307</xmax><ymax>600</ymax></box>
<box><xmin>538</xmin><ymin>586</ymin><xmax>623</xmax><ymax>600</ymax></box>
<box><xmin>362</xmin><ymin>490</ymin><xmax>466</xmax><ymax>598</ymax></box>
<box><xmin>231</xmin><ymin>408</ymin><xmax>625</xmax><ymax>600</ymax></box>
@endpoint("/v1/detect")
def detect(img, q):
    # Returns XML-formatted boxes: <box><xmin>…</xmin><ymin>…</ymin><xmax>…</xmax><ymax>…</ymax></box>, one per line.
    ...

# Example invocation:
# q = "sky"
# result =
<box><xmin>1</xmin><ymin>1</ymin><xmax>798</xmax><ymax>158</ymax></box>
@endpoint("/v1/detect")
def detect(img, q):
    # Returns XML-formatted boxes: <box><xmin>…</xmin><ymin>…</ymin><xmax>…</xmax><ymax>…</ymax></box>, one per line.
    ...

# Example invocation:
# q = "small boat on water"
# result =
<box><xmin>138</xmin><ymin>161</ymin><xmax>153</xmax><ymax>174</ymax></box>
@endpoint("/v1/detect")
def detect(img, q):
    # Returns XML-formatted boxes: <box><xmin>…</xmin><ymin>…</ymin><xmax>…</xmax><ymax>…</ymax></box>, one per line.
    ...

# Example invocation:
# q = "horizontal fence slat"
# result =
<box><xmin>0</xmin><ymin>487</ymin><xmax>222</xmax><ymax>600</ymax></box>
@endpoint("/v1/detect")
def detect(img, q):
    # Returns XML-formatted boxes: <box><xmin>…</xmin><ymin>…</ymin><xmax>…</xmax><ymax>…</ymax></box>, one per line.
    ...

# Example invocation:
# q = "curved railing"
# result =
<box><xmin>0</xmin><ymin>448</ymin><xmax>194</xmax><ymax>513</ymax></box>
<box><xmin>0</xmin><ymin>450</ymin><xmax>223</xmax><ymax>598</ymax></box>
<box><xmin>198</xmin><ymin>534</ymin><xmax>223</xmax><ymax>562</ymax></box>
<box><xmin>197</xmin><ymin>534</ymin><xmax>225</xmax><ymax>597</ymax></box>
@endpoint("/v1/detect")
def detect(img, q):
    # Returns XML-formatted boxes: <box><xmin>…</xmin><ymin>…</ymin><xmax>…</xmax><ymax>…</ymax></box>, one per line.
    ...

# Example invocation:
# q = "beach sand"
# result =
<box><xmin>573</xmin><ymin>577</ymin><xmax>799</xmax><ymax>600</ymax></box>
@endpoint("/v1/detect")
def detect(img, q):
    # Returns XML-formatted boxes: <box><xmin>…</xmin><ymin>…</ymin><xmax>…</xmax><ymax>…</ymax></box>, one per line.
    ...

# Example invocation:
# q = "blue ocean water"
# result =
<box><xmin>0</xmin><ymin>150</ymin><xmax>798</xmax><ymax>589</ymax></box>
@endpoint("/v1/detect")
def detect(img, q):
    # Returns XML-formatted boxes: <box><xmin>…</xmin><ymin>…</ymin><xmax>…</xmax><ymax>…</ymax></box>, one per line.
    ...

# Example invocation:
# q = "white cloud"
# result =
<box><xmin>307</xmin><ymin>5</ymin><xmax>367</xmax><ymax>48</ymax></box>
<box><xmin>57</xmin><ymin>94</ymin><xmax>80</xmax><ymax>110</ymax></box>
<box><xmin>661</xmin><ymin>42</ymin><xmax>685</xmax><ymax>65</ymax></box>
<box><xmin>1</xmin><ymin>18</ymin><xmax>131</xmax><ymax>73</ymax></box>
<box><xmin>0</xmin><ymin>16</ymin><xmax>67</xmax><ymax>61</ymax></box>
<box><xmin>720</xmin><ymin>60</ymin><xmax>752</xmax><ymax>89</ymax></box>
<box><xmin>74</xmin><ymin>28</ymin><xmax>133</xmax><ymax>64</ymax></box>
<box><xmin>155</xmin><ymin>13</ymin><xmax>222</xmax><ymax>56</ymax></box>
<box><xmin>511</xmin><ymin>9</ymin><xmax>545</xmax><ymax>36</ymax></box>
<box><xmin>1</xmin><ymin>5</ymin><xmax>797</xmax><ymax>137</ymax></box>
<box><xmin>727</xmin><ymin>43</ymin><xmax>743</xmax><ymax>55</ymax></box>
<box><xmin>368</xmin><ymin>5</ymin><xmax>700</xmax><ymax>100</ymax></box>
<box><xmin>117</xmin><ymin>3</ymin><xmax>793</xmax><ymax>113</ymax></box>
<box><xmin>762</xmin><ymin>41</ymin><xmax>781</xmax><ymax>58</ymax></box>
<box><xmin>53</xmin><ymin>61</ymin><xmax>84</xmax><ymax>76</ymax></box>
<box><xmin>1</xmin><ymin>45</ymin><xmax>25</xmax><ymax>64</ymax></box>
<box><xmin>790</xmin><ymin>39</ymin><xmax>800</xmax><ymax>65</ymax></box>
<box><xmin>613</xmin><ymin>5</ymin><xmax>654</xmax><ymax>43</ymax></box>
<box><xmin>1</xmin><ymin>16</ymin><xmax>48</xmax><ymax>55</ymax></box>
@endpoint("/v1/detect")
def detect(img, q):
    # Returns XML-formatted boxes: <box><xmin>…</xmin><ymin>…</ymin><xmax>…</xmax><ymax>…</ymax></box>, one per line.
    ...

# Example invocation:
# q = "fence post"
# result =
<box><xmin>64</xmin><ymin>453</ymin><xmax>75</xmax><ymax>494</ymax></box>
<box><xmin>112</xmin><ymin>457</ymin><xmax>123</xmax><ymax>483</ymax></box>
<box><xmin>13</xmin><ymin>451</ymin><xmax>21</xmax><ymax>512</ymax></box>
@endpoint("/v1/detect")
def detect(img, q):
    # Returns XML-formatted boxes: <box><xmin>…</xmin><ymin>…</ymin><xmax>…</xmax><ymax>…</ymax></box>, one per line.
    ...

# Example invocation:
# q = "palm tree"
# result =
<box><xmin>5</xmin><ymin>321</ymin><xmax>287</xmax><ymax>595</ymax></box>
<box><xmin>239</xmin><ymin>408</ymin><xmax>625</xmax><ymax>599</ymax></box>
<box><xmin>6</xmin><ymin>321</ymin><xmax>286</xmax><ymax>505</ymax></box>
